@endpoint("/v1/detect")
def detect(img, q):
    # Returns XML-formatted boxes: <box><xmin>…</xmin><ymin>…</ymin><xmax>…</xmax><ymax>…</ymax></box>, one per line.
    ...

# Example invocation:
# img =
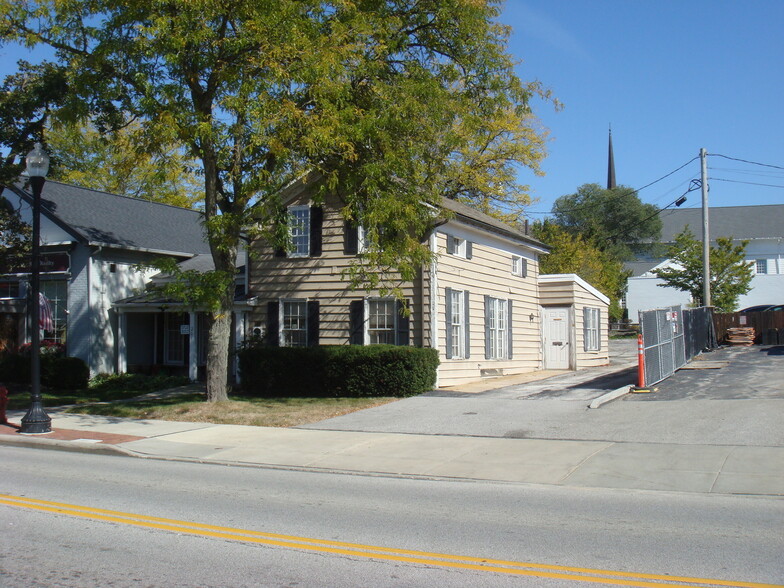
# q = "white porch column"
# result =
<box><xmin>188</xmin><ymin>311</ymin><xmax>198</xmax><ymax>382</ymax></box>
<box><xmin>117</xmin><ymin>310</ymin><xmax>127</xmax><ymax>374</ymax></box>
<box><xmin>234</xmin><ymin>311</ymin><xmax>245</xmax><ymax>385</ymax></box>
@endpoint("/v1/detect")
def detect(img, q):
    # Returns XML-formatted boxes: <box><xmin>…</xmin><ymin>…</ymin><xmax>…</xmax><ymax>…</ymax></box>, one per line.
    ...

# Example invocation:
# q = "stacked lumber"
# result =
<box><xmin>726</xmin><ymin>327</ymin><xmax>755</xmax><ymax>346</ymax></box>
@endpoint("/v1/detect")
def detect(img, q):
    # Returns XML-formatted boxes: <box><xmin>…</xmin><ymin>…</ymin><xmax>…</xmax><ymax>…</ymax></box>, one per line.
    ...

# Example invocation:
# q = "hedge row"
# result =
<box><xmin>237</xmin><ymin>344</ymin><xmax>439</xmax><ymax>398</ymax></box>
<box><xmin>0</xmin><ymin>354</ymin><xmax>90</xmax><ymax>390</ymax></box>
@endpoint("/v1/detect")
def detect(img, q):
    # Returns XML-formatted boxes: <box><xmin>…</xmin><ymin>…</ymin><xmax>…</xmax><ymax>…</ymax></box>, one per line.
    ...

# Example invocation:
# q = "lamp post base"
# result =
<box><xmin>20</xmin><ymin>403</ymin><xmax>52</xmax><ymax>434</ymax></box>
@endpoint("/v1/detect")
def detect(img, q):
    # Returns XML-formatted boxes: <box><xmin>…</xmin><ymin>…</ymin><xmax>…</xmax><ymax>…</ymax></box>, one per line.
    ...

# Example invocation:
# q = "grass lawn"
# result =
<box><xmin>5</xmin><ymin>375</ymin><xmax>192</xmax><ymax>410</ymax></box>
<box><xmin>65</xmin><ymin>394</ymin><xmax>399</xmax><ymax>427</ymax></box>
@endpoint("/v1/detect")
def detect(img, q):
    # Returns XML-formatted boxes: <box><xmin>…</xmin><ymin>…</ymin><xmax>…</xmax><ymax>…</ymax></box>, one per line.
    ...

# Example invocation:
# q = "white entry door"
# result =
<box><xmin>542</xmin><ymin>307</ymin><xmax>571</xmax><ymax>370</ymax></box>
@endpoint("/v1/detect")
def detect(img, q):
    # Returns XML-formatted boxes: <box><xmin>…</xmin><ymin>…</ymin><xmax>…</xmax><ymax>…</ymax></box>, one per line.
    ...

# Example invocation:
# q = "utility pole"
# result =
<box><xmin>700</xmin><ymin>148</ymin><xmax>711</xmax><ymax>308</ymax></box>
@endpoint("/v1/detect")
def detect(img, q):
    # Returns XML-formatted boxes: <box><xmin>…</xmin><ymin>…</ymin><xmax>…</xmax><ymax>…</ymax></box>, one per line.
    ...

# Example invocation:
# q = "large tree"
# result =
<box><xmin>1</xmin><ymin>0</ymin><xmax>552</xmax><ymax>401</ymax></box>
<box><xmin>551</xmin><ymin>183</ymin><xmax>662</xmax><ymax>261</ymax></box>
<box><xmin>653</xmin><ymin>228</ymin><xmax>753</xmax><ymax>313</ymax></box>
<box><xmin>532</xmin><ymin>220</ymin><xmax>629</xmax><ymax>321</ymax></box>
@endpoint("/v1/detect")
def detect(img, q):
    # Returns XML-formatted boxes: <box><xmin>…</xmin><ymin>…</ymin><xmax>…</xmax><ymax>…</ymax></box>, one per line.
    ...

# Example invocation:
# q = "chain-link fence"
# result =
<box><xmin>638</xmin><ymin>306</ymin><xmax>716</xmax><ymax>387</ymax></box>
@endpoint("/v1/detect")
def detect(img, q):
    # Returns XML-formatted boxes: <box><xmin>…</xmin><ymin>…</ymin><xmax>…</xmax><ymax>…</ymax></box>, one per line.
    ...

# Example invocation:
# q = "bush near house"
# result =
<box><xmin>237</xmin><ymin>345</ymin><xmax>439</xmax><ymax>398</ymax></box>
<box><xmin>0</xmin><ymin>353</ymin><xmax>89</xmax><ymax>390</ymax></box>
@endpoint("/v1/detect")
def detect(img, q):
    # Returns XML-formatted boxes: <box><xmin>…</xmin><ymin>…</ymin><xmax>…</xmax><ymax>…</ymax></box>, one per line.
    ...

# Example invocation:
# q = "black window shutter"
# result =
<box><xmin>466</xmin><ymin>241</ymin><xmax>473</xmax><ymax>259</ymax></box>
<box><xmin>445</xmin><ymin>287</ymin><xmax>453</xmax><ymax>359</ymax></box>
<box><xmin>446</xmin><ymin>235</ymin><xmax>456</xmax><ymax>255</ymax></box>
<box><xmin>310</xmin><ymin>206</ymin><xmax>323</xmax><ymax>257</ymax></box>
<box><xmin>521</xmin><ymin>258</ymin><xmax>527</xmax><ymax>278</ymax></box>
<box><xmin>307</xmin><ymin>301</ymin><xmax>320</xmax><ymax>346</ymax></box>
<box><xmin>395</xmin><ymin>300</ymin><xmax>410</xmax><ymax>346</ymax></box>
<box><xmin>344</xmin><ymin>221</ymin><xmax>358</xmax><ymax>255</ymax></box>
<box><xmin>484</xmin><ymin>295</ymin><xmax>491</xmax><ymax>360</ymax></box>
<box><xmin>464</xmin><ymin>291</ymin><xmax>471</xmax><ymax>359</ymax></box>
<box><xmin>266</xmin><ymin>301</ymin><xmax>279</xmax><ymax>346</ymax></box>
<box><xmin>349</xmin><ymin>300</ymin><xmax>364</xmax><ymax>345</ymax></box>
<box><xmin>507</xmin><ymin>299</ymin><xmax>513</xmax><ymax>359</ymax></box>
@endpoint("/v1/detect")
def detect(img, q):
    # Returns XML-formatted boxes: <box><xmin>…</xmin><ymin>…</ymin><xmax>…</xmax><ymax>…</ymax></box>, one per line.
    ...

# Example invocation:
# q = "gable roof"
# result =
<box><xmin>657</xmin><ymin>204</ymin><xmax>784</xmax><ymax>242</ymax></box>
<box><xmin>10</xmin><ymin>180</ymin><xmax>210</xmax><ymax>257</ymax></box>
<box><xmin>440</xmin><ymin>197</ymin><xmax>548</xmax><ymax>252</ymax></box>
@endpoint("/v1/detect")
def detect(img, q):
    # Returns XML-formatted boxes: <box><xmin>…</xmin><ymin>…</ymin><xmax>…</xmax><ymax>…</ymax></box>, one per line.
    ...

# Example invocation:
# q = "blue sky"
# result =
<box><xmin>2</xmin><ymin>1</ymin><xmax>782</xmax><ymax>217</ymax></box>
<box><xmin>501</xmin><ymin>0</ymin><xmax>784</xmax><ymax>216</ymax></box>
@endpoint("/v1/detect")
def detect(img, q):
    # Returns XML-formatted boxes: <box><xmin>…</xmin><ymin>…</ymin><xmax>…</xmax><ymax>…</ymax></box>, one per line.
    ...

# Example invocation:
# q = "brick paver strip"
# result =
<box><xmin>0</xmin><ymin>422</ymin><xmax>144</xmax><ymax>445</ymax></box>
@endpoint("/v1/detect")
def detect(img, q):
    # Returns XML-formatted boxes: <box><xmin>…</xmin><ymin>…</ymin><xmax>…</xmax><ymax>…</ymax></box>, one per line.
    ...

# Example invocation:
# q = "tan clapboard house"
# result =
<box><xmin>248</xmin><ymin>178</ymin><xmax>608</xmax><ymax>387</ymax></box>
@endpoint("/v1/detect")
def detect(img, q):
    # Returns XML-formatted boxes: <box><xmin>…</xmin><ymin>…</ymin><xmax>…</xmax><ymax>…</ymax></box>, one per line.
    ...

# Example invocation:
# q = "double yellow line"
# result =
<box><xmin>1</xmin><ymin>493</ymin><xmax>780</xmax><ymax>588</ymax></box>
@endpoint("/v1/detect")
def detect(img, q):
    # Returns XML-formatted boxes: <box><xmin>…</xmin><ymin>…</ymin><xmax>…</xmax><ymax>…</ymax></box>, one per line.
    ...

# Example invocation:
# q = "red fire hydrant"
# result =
<box><xmin>0</xmin><ymin>385</ymin><xmax>8</xmax><ymax>425</ymax></box>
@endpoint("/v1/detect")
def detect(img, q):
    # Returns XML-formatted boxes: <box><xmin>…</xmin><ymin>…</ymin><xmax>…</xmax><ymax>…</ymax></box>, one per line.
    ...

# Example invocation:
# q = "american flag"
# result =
<box><xmin>39</xmin><ymin>293</ymin><xmax>54</xmax><ymax>332</ymax></box>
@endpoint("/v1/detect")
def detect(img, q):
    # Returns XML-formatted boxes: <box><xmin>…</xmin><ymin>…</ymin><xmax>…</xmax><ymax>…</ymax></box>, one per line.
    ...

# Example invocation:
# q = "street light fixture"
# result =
<box><xmin>20</xmin><ymin>142</ymin><xmax>52</xmax><ymax>435</ymax></box>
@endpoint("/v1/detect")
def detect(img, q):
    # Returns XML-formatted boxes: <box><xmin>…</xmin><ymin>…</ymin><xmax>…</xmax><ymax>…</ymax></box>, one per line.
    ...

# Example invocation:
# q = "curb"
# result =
<box><xmin>0</xmin><ymin>433</ymin><xmax>136</xmax><ymax>457</ymax></box>
<box><xmin>588</xmin><ymin>385</ymin><xmax>633</xmax><ymax>409</ymax></box>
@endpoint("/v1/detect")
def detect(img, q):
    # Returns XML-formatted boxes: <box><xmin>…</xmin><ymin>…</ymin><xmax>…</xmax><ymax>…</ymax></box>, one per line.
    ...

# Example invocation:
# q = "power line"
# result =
<box><xmin>711</xmin><ymin>154</ymin><xmax>784</xmax><ymax>171</ymax></box>
<box><xmin>526</xmin><ymin>156</ymin><xmax>699</xmax><ymax>216</ymax></box>
<box><xmin>712</xmin><ymin>177</ymin><xmax>784</xmax><ymax>189</ymax></box>
<box><xmin>602</xmin><ymin>184</ymin><xmax>696</xmax><ymax>245</ymax></box>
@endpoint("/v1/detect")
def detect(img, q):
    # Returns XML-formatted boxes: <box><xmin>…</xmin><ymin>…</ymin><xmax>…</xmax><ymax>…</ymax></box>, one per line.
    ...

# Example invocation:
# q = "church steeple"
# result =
<box><xmin>607</xmin><ymin>126</ymin><xmax>616</xmax><ymax>190</ymax></box>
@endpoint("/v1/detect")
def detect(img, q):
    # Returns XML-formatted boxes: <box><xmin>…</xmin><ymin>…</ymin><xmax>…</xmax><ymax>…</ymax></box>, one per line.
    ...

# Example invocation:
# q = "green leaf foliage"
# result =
<box><xmin>0</xmin><ymin>192</ymin><xmax>31</xmax><ymax>272</ymax></box>
<box><xmin>653</xmin><ymin>227</ymin><xmax>754</xmax><ymax>313</ymax></box>
<box><xmin>532</xmin><ymin>220</ymin><xmax>629</xmax><ymax>321</ymax></box>
<box><xmin>552</xmin><ymin>183</ymin><xmax>663</xmax><ymax>261</ymax></box>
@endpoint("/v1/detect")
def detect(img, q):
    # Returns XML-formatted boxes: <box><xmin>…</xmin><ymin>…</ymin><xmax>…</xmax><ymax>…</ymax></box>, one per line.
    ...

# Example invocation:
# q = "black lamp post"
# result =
<box><xmin>20</xmin><ymin>142</ymin><xmax>52</xmax><ymax>435</ymax></box>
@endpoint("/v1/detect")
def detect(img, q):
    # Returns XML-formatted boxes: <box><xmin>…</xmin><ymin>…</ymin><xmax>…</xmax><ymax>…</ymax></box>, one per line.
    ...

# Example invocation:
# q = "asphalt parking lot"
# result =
<box><xmin>303</xmin><ymin>342</ymin><xmax>784</xmax><ymax>447</ymax></box>
<box><xmin>628</xmin><ymin>344</ymin><xmax>784</xmax><ymax>401</ymax></box>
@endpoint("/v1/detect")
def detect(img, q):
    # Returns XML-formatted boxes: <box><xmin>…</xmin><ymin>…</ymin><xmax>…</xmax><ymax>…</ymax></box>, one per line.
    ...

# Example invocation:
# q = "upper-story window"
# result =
<box><xmin>511</xmin><ymin>255</ymin><xmax>527</xmax><ymax>277</ymax></box>
<box><xmin>288</xmin><ymin>205</ymin><xmax>311</xmax><ymax>257</ymax></box>
<box><xmin>755</xmin><ymin>259</ymin><xmax>768</xmax><ymax>274</ymax></box>
<box><xmin>277</xmin><ymin>205</ymin><xmax>322</xmax><ymax>258</ymax></box>
<box><xmin>447</xmin><ymin>235</ymin><xmax>472</xmax><ymax>259</ymax></box>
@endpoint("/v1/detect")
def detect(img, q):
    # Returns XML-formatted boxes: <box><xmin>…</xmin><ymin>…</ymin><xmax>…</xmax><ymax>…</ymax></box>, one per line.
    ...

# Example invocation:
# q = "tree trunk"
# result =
<box><xmin>205</xmin><ymin>308</ymin><xmax>231</xmax><ymax>402</ymax></box>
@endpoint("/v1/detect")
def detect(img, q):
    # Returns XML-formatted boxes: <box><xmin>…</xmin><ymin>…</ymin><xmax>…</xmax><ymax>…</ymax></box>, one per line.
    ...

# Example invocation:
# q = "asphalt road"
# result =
<box><xmin>3</xmin><ymin>447</ymin><xmax>783</xmax><ymax>587</ymax></box>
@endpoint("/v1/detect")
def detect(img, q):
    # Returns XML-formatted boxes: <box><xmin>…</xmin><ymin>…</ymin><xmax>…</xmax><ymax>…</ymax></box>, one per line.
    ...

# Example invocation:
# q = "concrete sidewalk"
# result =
<box><xmin>3</xmin><ymin>409</ymin><xmax>783</xmax><ymax>496</ymax></box>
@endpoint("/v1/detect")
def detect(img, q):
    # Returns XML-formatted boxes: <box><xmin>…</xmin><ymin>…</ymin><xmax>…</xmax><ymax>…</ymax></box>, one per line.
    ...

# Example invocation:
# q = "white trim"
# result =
<box><xmin>539</xmin><ymin>273</ymin><xmax>611</xmax><ymax>305</ymax></box>
<box><xmin>429</xmin><ymin>231</ymin><xmax>439</xmax><ymax>375</ymax></box>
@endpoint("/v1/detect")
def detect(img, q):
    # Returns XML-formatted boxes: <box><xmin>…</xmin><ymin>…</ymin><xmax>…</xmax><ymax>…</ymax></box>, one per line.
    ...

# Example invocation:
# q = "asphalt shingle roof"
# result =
<box><xmin>440</xmin><ymin>197</ymin><xmax>548</xmax><ymax>251</ymax></box>
<box><xmin>657</xmin><ymin>204</ymin><xmax>784</xmax><ymax>242</ymax></box>
<box><xmin>15</xmin><ymin>180</ymin><xmax>210</xmax><ymax>256</ymax></box>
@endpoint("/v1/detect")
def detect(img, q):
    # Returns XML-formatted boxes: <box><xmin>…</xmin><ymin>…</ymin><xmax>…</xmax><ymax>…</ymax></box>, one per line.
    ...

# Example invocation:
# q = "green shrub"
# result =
<box><xmin>237</xmin><ymin>344</ymin><xmax>438</xmax><ymax>398</ymax></box>
<box><xmin>0</xmin><ymin>353</ymin><xmax>89</xmax><ymax>390</ymax></box>
<box><xmin>88</xmin><ymin>372</ymin><xmax>191</xmax><ymax>394</ymax></box>
<box><xmin>43</xmin><ymin>356</ymin><xmax>90</xmax><ymax>390</ymax></box>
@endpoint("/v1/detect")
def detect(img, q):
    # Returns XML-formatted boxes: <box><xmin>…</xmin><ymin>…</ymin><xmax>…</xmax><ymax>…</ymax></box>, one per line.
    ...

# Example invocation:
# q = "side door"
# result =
<box><xmin>542</xmin><ymin>306</ymin><xmax>571</xmax><ymax>370</ymax></box>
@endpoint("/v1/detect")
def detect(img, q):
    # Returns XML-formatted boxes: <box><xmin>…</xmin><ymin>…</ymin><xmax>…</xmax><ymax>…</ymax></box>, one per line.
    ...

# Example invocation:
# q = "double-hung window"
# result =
<box><xmin>368</xmin><ymin>298</ymin><xmax>397</xmax><ymax>344</ymax></box>
<box><xmin>485</xmin><ymin>296</ymin><xmax>509</xmax><ymax>360</ymax></box>
<box><xmin>583</xmin><ymin>307</ymin><xmax>601</xmax><ymax>351</ymax></box>
<box><xmin>288</xmin><ymin>205</ymin><xmax>310</xmax><ymax>257</ymax></box>
<box><xmin>281</xmin><ymin>300</ymin><xmax>308</xmax><ymax>347</ymax></box>
<box><xmin>445</xmin><ymin>288</ymin><xmax>470</xmax><ymax>359</ymax></box>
